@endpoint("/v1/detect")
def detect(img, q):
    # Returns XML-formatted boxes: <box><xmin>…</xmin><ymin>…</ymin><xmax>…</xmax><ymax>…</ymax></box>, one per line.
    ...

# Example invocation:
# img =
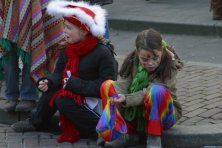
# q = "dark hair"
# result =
<box><xmin>120</xmin><ymin>29</ymin><xmax>177</xmax><ymax>82</ymax></box>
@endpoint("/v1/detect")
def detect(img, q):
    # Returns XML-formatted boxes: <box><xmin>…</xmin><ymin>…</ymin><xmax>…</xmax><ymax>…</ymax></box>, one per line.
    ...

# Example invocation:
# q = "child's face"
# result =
<box><xmin>63</xmin><ymin>20</ymin><xmax>87</xmax><ymax>44</ymax></box>
<box><xmin>138</xmin><ymin>49</ymin><xmax>162</xmax><ymax>72</ymax></box>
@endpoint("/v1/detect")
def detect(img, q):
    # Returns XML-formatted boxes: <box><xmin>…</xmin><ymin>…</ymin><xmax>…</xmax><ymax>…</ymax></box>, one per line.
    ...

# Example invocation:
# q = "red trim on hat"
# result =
<box><xmin>66</xmin><ymin>5</ymin><xmax>95</xmax><ymax>18</ymax></box>
<box><xmin>64</xmin><ymin>4</ymin><xmax>96</xmax><ymax>32</ymax></box>
<box><xmin>64</xmin><ymin>16</ymin><xmax>90</xmax><ymax>32</ymax></box>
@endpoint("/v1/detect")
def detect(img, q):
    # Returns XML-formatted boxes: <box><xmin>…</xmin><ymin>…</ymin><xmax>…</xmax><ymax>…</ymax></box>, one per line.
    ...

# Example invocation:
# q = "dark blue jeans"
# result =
<box><xmin>4</xmin><ymin>49</ymin><xmax>38</xmax><ymax>101</ymax></box>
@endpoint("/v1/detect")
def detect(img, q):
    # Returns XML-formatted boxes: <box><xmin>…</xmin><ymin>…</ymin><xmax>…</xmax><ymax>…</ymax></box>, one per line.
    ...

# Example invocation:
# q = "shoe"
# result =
<box><xmin>11</xmin><ymin>119</ymin><xmax>36</xmax><ymax>132</ymax></box>
<box><xmin>97</xmin><ymin>137</ymin><xmax>106</xmax><ymax>146</ymax></box>
<box><xmin>3</xmin><ymin>100</ymin><xmax>17</xmax><ymax>112</ymax></box>
<box><xmin>213</xmin><ymin>15</ymin><xmax>222</xmax><ymax>20</ymax></box>
<box><xmin>15</xmin><ymin>100</ymin><xmax>36</xmax><ymax>112</ymax></box>
<box><xmin>104</xmin><ymin>134</ymin><xmax>139</xmax><ymax>148</ymax></box>
<box><xmin>146</xmin><ymin>135</ymin><xmax>162</xmax><ymax>148</ymax></box>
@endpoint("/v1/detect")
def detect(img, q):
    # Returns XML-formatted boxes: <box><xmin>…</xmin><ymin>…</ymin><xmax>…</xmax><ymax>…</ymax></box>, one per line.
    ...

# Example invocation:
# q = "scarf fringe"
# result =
<box><xmin>0</xmin><ymin>38</ymin><xmax>31</xmax><ymax>80</ymax></box>
<box><xmin>57</xmin><ymin>114</ymin><xmax>80</xmax><ymax>143</ymax></box>
<box><xmin>49</xmin><ymin>89</ymin><xmax>84</xmax><ymax>107</ymax></box>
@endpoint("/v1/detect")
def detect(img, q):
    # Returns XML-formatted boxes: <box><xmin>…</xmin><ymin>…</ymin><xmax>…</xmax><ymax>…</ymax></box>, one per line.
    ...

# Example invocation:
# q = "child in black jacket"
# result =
<box><xmin>11</xmin><ymin>0</ymin><xmax>117</xmax><ymax>144</ymax></box>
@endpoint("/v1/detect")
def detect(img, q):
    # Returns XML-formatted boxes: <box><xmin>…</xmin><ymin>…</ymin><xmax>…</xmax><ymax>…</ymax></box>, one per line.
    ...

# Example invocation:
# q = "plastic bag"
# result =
<box><xmin>96</xmin><ymin>99</ymin><xmax>127</xmax><ymax>141</ymax></box>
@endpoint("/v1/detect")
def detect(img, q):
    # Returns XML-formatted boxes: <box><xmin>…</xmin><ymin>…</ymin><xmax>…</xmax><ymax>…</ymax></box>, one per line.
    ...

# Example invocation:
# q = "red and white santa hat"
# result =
<box><xmin>47</xmin><ymin>0</ymin><xmax>107</xmax><ymax>37</ymax></box>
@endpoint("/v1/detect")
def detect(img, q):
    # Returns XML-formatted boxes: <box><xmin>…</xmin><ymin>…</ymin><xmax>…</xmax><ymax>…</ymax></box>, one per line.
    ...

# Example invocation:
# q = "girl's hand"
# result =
<box><xmin>110</xmin><ymin>94</ymin><xmax>126</xmax><ymax>105</ymax></box>
<box><xmin>38</xmin><ymin>79</ymin><xmax>49</xmax><ymax>92</ymax></box>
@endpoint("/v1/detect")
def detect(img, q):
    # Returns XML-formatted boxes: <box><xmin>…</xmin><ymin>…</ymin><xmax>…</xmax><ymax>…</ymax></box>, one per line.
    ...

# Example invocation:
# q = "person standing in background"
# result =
<box><xmin>211</xmin><ymin>0</ymin><xmax>222</xmax><ymax>20</ymax></box>
<box><xmin>0</xmin><ymin>0</ymin><xmax>65</xmax><ymax>112</ymax></box>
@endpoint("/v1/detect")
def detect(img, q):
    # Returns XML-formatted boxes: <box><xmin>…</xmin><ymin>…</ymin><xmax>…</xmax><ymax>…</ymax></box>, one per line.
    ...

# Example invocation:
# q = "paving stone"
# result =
<box><xmin>39</xmin><ymin>139</ymin><xmax>58</xmax><ymax>147</ymax></box>
<box><xmin>196</xmin><ymin>118</ymin><xmax>214</xmax><ymax>125</ymax></box>
<box><xmin>38</xmin><ymin>132</ymin><xmax>54</xmax><ymax>139</ymax></box>
<box><xmin>181</xmin><ymin>110</ymin><xmax>188</xmax><ymax>115</ymax></box>
<box><xmin>177</xmin><ymin>116</ymin><xmax>188</xmax><ymax>122</ymax></box>
<box><xmin>217</xmin><ymin>105</ymin><xmax>222</xmax><ymax>109</ymax></box>
<box><xmin>0</xmin><ymin>143</ymin><xmax>7</xmax><ymax>148</ymax></box>
<box><xmin>23</xmin><ymin>132</ymin><xmax>40</xmax><ymax>135</ymax></box>
<box><xmin>199</xmin><ymin>108</ymin><xmax>222</xmax><ymax>118</ymax></box>
<box><xmin>212</xmin><ymin>113</ymin><xmax>222</xmax><ymax>120</ymax></box>
<box><xmin>181</xmin><ymin>116</ymin><xmax>204</xmax><ymax>125</ymax></box>
<box><xmin>58</xmin><ymin>143</ymin><xmax>73</xmax><ymax>148</ymax></box>
<box><xmin>24</xmin><ymin>138</ymin><xmax>39</xmax><ymax>147</ymax></box>
<box><xmin>211</xmin><ymin>120</ymin><xmax>222</xmax><ymax>124</ymax></box>
<box><xmin>0</xmin><ymin>134</ymin><xmax>5</xmax><ymax>140</ymax></box>
<box><xmin>182</xmin><ymin>99</ymin><xmax>204</xmax><ymax>106</ymax></box>
<box><xmin>183</xmin><ymin>108</ymin><xmax>207</xmax><ymax>118</ymax></box>
<box><xmin>178</xmin><ymin>121</ymin><xmax>194</xmax><ymax>126</ymax></box>
<box><xmin>183</xmin><ymin>94</ymin><xmax>205</xmax><ymax>102</ymax></box>
<box><xmin>0</xmin><ymin>128</ymin><xmax>5</xmax><ymax>133</ymax></box>
<box><xmin>202</xmin><ymin>97</ymin><xmax>222</xmax><ymax>105</ymax></box>
<box><xmin>72</xmin><ymin>143</ymin><xmax>88</xmax><ymax>148</ymax></box>
<box><xmin>204</xmin><ymin>81</ymin><xmax>221</xmax><ymax>88</ymax></box>
<box><xmin>184</xmin><ymin>90</ymin><xmax>203</xmax><ymax>97</ymax></box>
<box><xmin>7</xmin><ymin>142</ymin><xmax>23</xmax><ymax>148</ymax></box>
<box><xmin>183</xmin><ymin>103</ymin><xmax>206</xmax><ymax>112</ymax></box>
<box><xmin>5</xmin><ymin>137</ymin><xmax>23</xmax><ymax>143</ymax></box>
<box><xmin>6</xmin><ymin>132</ymin><xmax>23</xmax><ymax>137</ymax></box>
<box><xmin>203</xmin><ymin>85</ymin><xmax>221</xmax><ymax>91</ymax></box>
<box><xmin>39</xmin><ymin>146</ymin><xmax>57</xmax><ymax>148</ymax></box>
<box><xmin>203</xmin><ymin>101</ymin><xmax>222</xmax><ymax>109</ymax></box>
<box><xmin>204</xmin><ymin>93</ymin><xmax>222</xmax><ymax>100</ymax></box>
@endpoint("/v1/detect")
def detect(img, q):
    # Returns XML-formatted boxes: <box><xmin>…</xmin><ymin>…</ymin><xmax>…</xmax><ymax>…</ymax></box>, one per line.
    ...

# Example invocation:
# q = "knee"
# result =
<box><xmin>150</xmin><ymin>84</ymin><xmax>168</xmax><ymax>93</ymax></box>
<box><xmin>100</xmin><ymin>80</ymin><xmax>114</xmax><ymax>91</ymax></box>
<box><xmin>146</xmin><ymin>84</ymin><xmax>169</xmax><ymax>101</ymax></box>
<box><xmin>55</xmin><ymin>97</ymin><xmax>66</xmax><ymax>112</ymax></box>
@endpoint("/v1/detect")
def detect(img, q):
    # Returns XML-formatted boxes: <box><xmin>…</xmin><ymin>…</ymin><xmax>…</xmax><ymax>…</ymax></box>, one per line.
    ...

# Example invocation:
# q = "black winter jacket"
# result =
<box><xmin>45</xmin><ymin>43</ymin><xmax>117</xmax><ymax>98</ymax></box>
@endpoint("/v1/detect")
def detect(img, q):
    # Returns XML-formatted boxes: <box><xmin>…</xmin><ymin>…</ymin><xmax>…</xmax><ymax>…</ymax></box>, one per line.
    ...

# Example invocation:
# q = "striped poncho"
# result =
<box><xmin>0</xmin><ymin>0</ymin><xmax>64</xmax><ymax>81</ymax></box>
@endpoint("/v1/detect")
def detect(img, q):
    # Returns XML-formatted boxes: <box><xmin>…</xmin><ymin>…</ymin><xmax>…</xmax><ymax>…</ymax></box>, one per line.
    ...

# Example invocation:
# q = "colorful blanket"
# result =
<box><xmin>0</xmin><ymin>0</ymin><xmax>64</xmax><ymax>81</ymax></box>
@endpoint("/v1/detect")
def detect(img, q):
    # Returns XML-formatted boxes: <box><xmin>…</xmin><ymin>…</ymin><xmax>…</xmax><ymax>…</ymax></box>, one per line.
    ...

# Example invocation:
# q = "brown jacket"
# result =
<box><xmin>113</xmin><ymin>63</ymin><xmax>182</xmax><ymax>123</ymax></box>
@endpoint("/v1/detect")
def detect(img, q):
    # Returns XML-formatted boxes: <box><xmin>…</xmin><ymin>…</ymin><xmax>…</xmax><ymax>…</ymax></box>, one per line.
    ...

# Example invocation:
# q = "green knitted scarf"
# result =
<box><xmin>124</xmin><ymin>63</ymin><xmax>149</xmax><ymax>132</ymax></box>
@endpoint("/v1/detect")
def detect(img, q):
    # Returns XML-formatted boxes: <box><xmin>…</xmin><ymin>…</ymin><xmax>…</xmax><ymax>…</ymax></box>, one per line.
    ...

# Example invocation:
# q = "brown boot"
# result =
<box><xmin>3</xmin><ymin>100</ymin><xmax>17</xmax><ymax>112</ymax></box>
<box><xmin>15</xmin><ymin>100</ymin><xmax>36</xmax><ymax>112</ymax></box>
<box><xmin>211</xmin><ymin>0</ymin><xmax>222</xmax><ymax>20</ymax></box>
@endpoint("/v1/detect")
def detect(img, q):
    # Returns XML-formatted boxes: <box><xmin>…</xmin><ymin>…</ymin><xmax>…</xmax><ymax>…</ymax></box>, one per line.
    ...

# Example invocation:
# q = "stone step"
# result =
<box><xmin>0</xmin><ymin>99</ymin><xmax>32</xmax><ymax>124</ymax></box>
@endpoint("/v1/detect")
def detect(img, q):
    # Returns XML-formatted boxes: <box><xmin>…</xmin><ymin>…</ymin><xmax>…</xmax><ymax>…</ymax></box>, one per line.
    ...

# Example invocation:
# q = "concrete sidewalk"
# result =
<box><xmin>104</xmin><ymin>0</ymin><xmax>222</xmax><ymax>37</ymax></box>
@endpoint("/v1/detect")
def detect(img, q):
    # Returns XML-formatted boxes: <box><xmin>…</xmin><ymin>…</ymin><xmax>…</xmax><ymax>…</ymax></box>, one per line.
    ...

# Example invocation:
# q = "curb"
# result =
<box><xmin>108</xmin><ymin>19</ymin><xmax>222</xmax><ymax>37</ymax></box>
<box><xmin>163</xmin><ymin>124</ymin><xmax>222</xmax><ymax>147</ymax></box>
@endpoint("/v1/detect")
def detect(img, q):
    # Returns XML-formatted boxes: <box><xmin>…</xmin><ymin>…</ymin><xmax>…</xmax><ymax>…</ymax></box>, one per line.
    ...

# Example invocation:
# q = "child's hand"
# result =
<box><xmin>38</xmin><ymin>79</ymin><xmax>49</xmax><ymax>92</ymax></box>
<box><xmin>63</xmin><ymin>77</ymin><xmax>69</xmax><ymax>88</ymax></box>
<box><xmin>64</xmin><ymin>78</ymin><xmax>68</xmax><ymax>84</ymax></box>
<box><xmin>110</xmin><ymin>94</ymin><xmax>126</xmax><ymax>105</ymax></box>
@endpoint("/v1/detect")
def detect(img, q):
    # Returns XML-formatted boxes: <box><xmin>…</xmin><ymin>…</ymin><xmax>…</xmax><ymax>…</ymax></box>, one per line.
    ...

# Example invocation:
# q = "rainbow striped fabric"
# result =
<box><xmin>0</xmin><ymin>0</ymin><xmax>64</xmax><ymax>81</ymax></box>
<box><xmin>145</xmin><ymin>84</ymin><xmax>175</xmax><ymax>135</ymax></box>
<box><xmin>96</xmin><ymin>80</ymin><xmax>128</xmax><ymax>141</ymax></box>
